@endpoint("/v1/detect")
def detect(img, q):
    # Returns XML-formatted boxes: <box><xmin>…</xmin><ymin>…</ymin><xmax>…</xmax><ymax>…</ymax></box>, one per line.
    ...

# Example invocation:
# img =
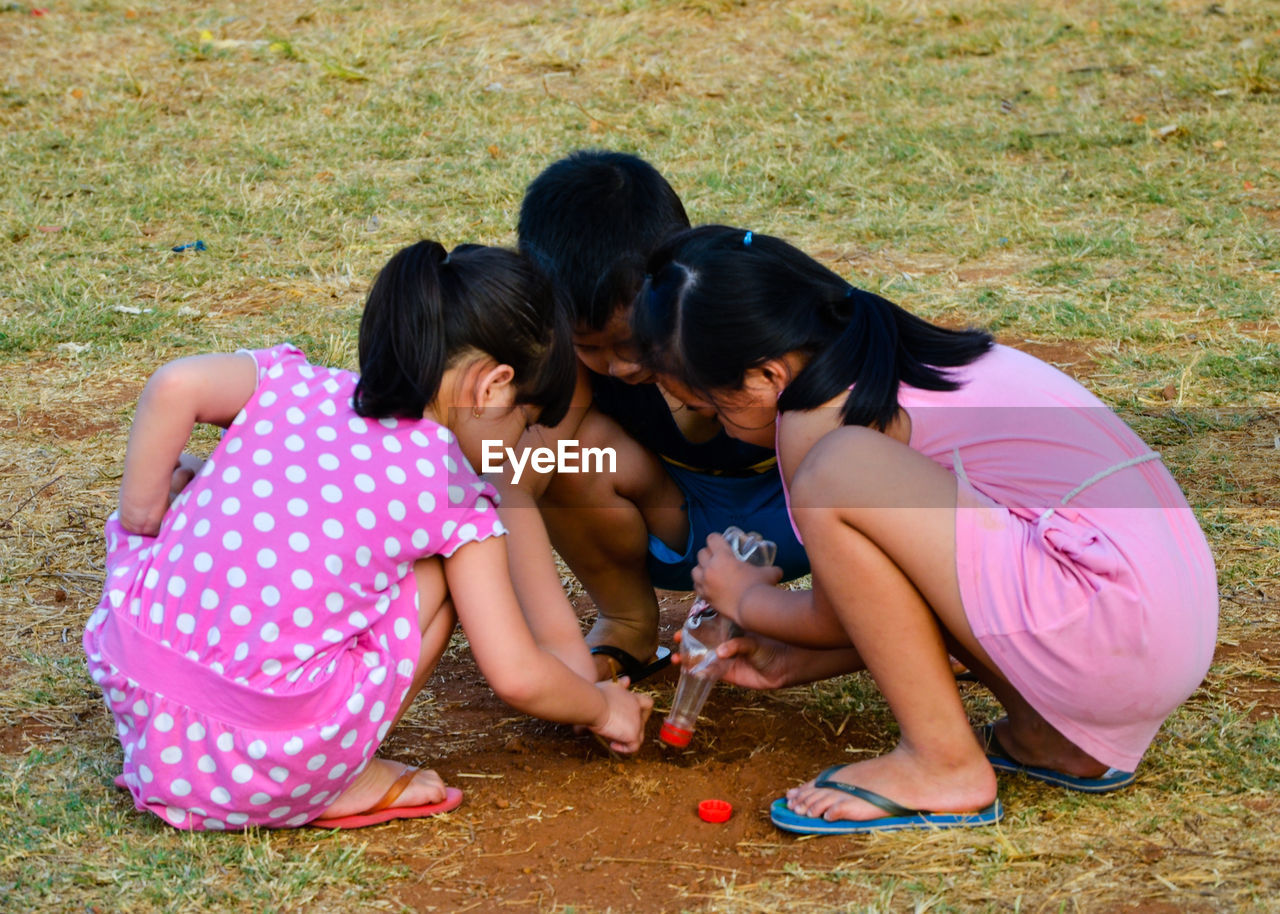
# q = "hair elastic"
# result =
<box><xmin>742</xmin><ymin>231</ymin><xmax>753</xmax><ymax>247</ymax></box>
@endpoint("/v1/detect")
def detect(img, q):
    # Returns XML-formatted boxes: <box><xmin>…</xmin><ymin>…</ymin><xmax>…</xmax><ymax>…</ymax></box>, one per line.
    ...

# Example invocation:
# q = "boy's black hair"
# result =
<box><xmin>517</xmin><ymin>149</ymin><xmax>690</xmax><ymax>331</ymax></box>
<box><xmin>354</xmin><ymin>240</ymin><xmax>575</xmax><ymax>427</ymax></box>
<box><xmin>633</xmin><ymin>225</ymin><xmax>994</xmax><ymax>430</ymax></box>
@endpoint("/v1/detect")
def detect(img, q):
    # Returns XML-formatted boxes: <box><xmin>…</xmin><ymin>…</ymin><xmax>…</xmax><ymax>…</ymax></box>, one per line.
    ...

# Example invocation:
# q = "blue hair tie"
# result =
<box><xmin>845</xmin><ymin>286</ymin><xmax>854</xmax><ymax>297</ymax></box>
<box><xmin>742</xmin><ymin>231</ymin><xmax>753</xmax><ymax>247</ymax></box>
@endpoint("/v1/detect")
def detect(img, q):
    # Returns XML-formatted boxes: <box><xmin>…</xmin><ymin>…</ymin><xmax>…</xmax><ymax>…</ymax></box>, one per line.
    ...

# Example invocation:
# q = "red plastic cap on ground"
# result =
<box><xmin>659</xmin><ymin>721</ymin><xmax>692</xmax><ymax>747</ymax></box>
<box><xmin>698</xmin><ymin>799</ymin><xmax>732</xmax><ymax>823</ymax></box>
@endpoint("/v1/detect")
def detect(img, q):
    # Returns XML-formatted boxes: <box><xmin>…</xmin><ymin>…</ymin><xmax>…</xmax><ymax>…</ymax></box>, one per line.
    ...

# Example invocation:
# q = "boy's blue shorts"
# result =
<box><xmin>646</xmin><ymin>462</ymin><xmax>810</xmax><ymax>591</ymax></box>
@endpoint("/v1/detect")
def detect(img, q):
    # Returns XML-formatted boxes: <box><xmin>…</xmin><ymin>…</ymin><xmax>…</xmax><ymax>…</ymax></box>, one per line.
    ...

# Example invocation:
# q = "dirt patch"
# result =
<box><xmin>1243</xmin><ymin>205</ymin><xmax>1280</xmax><ymax>230</ymax></box>
<box><xmin>996</xmin><ymin>336</ymin><xmax>1099</xmax><ymax>378</ymax></box>
<box><xmin>0</xmin><ymin>367</ymin><xmax>135</xmax><ymax>440</ymax></box>
<box><xmin>1213</xmin><ymin>638</ymin><xmax>1280</xmax><ymax>722</ymax></box>
<box><xmin>0</xmin><ymin>716</ymin><xmax>57</xmax><ymax>755</ymax></box>
<box><xmin>955</xmin><ymin>264</ymin><xmax>1019</xmax><ymax>283</ymax></box>
<box><xmin>204</xmin><ymin>281</ymin><xmax>360</xmax><ymax>319</ymax></box>
<box><xmin>371</xmin><ymin>595</ymin><xmax>894</xmax><ymax>912</ymax></box>
<box><xmin>1237</xmin><ymin>319</ymin><xmax>1279</xmax><ymax>338</ymax></box>
<box><xmin>338</xmin><ymin>599</ymin><xmax>1280</xmax><ymax>912</ymax></box>
<box><xmin>10</xmin><ymin>404</ymin><xmax>128</xmax><ymax>440</ymax></box>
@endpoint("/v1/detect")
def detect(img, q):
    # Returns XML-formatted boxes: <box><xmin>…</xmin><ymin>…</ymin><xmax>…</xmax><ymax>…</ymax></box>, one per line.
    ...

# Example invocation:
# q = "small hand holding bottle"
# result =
<box><xmin>692</xmin><ymin>532</ymin><xmax>784</xmax><ymax>628</ymax></box>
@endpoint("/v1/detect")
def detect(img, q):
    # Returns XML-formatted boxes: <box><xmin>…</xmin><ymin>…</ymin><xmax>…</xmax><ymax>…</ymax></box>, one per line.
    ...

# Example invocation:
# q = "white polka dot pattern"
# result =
<box><xmin>84</xmin><ymin>344</ymin><xmax>505</xmax><ymax>831</ymax></box>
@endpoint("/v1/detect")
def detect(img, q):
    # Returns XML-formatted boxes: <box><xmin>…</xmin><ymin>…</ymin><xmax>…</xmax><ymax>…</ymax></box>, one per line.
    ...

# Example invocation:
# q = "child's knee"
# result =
<box><xmin>412</xmin><ymin>558</ymin><xmax>451</xmax><ymax>629</ymax></box>
<box><xmin>413</xmin><ymin>606</ymin><xmax>455</xmax><ymax>691</ymax></box>
<box><xmin>409</xmin><ymin>558</ymin><xmax>456</xmax><ymax>686</ymax></box>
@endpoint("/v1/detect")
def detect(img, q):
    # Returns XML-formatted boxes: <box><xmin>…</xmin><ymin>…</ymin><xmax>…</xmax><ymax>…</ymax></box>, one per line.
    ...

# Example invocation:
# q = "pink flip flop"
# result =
<box><xmin>309</xmin><ymin>767</ymin><xmax>463</xmax><ymax>829</ymax></box>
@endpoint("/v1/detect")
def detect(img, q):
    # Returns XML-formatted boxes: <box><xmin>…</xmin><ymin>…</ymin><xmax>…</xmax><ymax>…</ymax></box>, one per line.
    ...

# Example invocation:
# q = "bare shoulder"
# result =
<box><xmin>150</xmin><ymin>350</ymin><xmax>256</xmax><ymax>385</ymax></box>
<box><xmin>776</xmin><ymin>396</ymin><xmax>845</xmax><ymax>486</ymax></box>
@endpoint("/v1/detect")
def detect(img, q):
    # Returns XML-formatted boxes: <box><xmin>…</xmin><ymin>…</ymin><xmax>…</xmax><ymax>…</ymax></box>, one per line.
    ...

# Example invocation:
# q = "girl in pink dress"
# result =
<box><xmin>84</xmin><ymin>241</ymin><xmax>651</xmax><ymax>831</ymax></box>
<box><xmin>632</xmin><ymin>226</ymin><xmax>1217</xmax><ymax>835</ymax></box>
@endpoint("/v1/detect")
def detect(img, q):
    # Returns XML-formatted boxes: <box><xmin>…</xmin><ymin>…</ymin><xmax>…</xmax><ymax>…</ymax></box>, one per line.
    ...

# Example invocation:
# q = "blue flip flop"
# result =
<box><xmin>979</xmin><ymin>723</ymin><xmax>1136</xmax><ymax>793</ymax></box>
<box><xmin>769</xmin><ymin>766</ymin><xmax>1003</xmax><ymax>835</ymax></box>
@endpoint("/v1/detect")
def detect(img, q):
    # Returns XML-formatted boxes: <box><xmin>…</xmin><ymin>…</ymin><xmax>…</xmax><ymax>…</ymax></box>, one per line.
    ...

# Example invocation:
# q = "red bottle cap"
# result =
<box><xmin>698</xmin><ymin>799</ymin><xmax>732</xmax><ymax>823</ymax></box>
<box><xmin>659</xmin><ymin>721</ymin><xmax>693</xmax><ymax>747</ymax></box>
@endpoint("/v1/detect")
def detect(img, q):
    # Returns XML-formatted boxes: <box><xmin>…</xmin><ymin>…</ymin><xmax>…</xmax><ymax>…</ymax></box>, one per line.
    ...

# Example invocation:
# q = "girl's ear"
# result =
<box><xmin>474</xmin><ymin>362</ymin><xmax>517</xmax><ymax>410</ymax></box>
<box><xmin>748</xmin><ymin>357</ymin><xmax>795</xmax><ymax>399</ymax></box>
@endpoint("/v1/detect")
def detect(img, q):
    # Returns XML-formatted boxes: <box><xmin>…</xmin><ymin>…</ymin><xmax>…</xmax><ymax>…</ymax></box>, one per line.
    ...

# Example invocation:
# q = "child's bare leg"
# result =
<box><xmin>388</xmin><ymin>557</ymin><xmax>457</xmax><ymax>730</ymax></box>
<box><xmin>783</xmin><ymin>428</ymin><xmax>991</xmax><ymax>821</ymax></box>
<box><xmin>537</xmin><ymin>411</ymin><xmax>686</xmax><ymax>679</ymax></box>
<box><xmin>786</xmin><ymin>428</ymin><xmax>1108</xmax><ymax>821</ymax></box>
<box><xmin>948</xmin><ymin>642</ymin><xmax>1111</xmax><ymax>777</ymax></box>
<box><xmin>322</xmin><ymin>558</ymin><xmax>456</xmax><ymax>818</ymax></box>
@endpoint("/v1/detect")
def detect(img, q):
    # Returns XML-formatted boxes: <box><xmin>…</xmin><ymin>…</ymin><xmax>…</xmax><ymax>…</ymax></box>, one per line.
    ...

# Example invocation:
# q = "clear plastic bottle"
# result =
<box><xmin>659</xmin><ymin>527</ymin><xmax>777</xmax><ymax>748</ymax></box>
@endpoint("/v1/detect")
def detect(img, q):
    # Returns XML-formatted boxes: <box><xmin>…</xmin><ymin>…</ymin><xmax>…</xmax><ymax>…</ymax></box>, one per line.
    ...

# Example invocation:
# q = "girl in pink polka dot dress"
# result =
<box><xmin>84</xmin><ymin>241</ymin><xmax>653</xmax><ymax>831</ymax></box>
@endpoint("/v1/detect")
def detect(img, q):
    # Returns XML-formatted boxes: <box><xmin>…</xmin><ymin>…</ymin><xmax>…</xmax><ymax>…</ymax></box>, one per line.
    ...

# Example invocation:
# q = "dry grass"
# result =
<box><xmin>2</xmin><ymin>0</ymin><xmax>1278</xmax><ymax>911</ymax></box>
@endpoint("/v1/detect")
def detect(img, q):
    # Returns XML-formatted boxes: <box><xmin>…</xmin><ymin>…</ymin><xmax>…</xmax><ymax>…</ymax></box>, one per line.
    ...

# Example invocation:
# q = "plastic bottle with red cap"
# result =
<box><xmin>659</xmin><ymin>527</ymin><xmax>776</xmax><ymax>749</ymax></box>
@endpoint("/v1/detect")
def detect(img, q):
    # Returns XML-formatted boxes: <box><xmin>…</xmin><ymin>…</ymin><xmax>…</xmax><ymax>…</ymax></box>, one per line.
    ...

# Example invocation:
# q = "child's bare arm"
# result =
<box><xmin>482</xmin><ymin>363</ymin><xmax>600</xmax><ymax>680</ymax></box>
<box><xmin>692</xmin><ymin>534</ymin><xmax>848</xmax><ymax>648</ymax></box>
<box><xmin>490</xmin><ymin>481</ymin><xmax>596</xmax><ymax>681</ymax></box>
<box><xmin>444</xmin><ymin>535</ymin><xmax>652</xmax><ymax>751</ymax></box>
<box><xmin>712</xmin><ymin>633</ymin><xmax>864</xmax><ymax>691</ymax></box>
<box><xmin>118</xmin><ymin>353</ymin><xmax>257</xmax><ymax>535</ymax></box>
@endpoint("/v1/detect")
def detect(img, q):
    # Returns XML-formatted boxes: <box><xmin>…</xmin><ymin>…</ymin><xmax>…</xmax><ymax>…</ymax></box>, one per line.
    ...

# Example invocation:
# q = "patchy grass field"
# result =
<box><xmin>1</xmin><ymin>0</ymin><xmax>1277</xmax><ymax>911</ymax></box>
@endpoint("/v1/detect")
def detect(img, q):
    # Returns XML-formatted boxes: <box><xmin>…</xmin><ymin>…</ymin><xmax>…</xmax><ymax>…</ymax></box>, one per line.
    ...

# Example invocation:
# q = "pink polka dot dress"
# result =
<box><xmin>84</xmin><ymin>344</ymin><xmax>505</xmax><ymax>830</ymax></box>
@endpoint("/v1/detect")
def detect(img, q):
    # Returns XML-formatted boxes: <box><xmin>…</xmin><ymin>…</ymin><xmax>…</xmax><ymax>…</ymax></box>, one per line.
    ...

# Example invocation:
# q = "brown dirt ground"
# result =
<box><xmin>272</xmin><ymin>590</ymin><xmax>1274</xmax><ymax>914</ymax></box>
<box><xmin>372</xmin><ymin>592</ymin><xmax>870</xmax><ymax>913</ymax></box>
<box><xmin>0</xmin><ymin>536</ymin><xmax>1274</xmax><ymax>912</ymax></box>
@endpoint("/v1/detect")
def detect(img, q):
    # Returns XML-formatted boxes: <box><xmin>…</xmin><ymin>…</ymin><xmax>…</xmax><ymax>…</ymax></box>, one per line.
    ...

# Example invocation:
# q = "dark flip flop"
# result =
<box><xmin>979</xmin><ymin>722</ymin><xmax>1136</xmax><ymax>793</ymax></box>
<box><xmin>590</xmin><ymin>644</ymin><xmax>672</xmax><ymax>682</ymax></box>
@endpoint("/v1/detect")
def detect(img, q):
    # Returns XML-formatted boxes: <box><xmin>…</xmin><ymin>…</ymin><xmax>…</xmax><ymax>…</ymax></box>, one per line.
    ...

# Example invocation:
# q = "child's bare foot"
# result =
<box><xmin>322</xmin><ymin>759</ymin><xmax>447</xmax><ymax>819</ymax></box>
<box><xmin>980</xmin><ymin>717</ymin><xmax>1110</xmax><ymax>779</ymax></box>
<box><xmin>784</xmin><ymin>746</ymin><xmax>996</xmax><ymax>822</ymax></box>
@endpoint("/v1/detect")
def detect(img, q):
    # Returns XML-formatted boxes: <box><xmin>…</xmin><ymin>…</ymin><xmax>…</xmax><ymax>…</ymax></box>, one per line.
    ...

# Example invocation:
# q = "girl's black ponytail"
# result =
<box><xmin>355</xmin><ymin>240</ymin><xmax>450</xmax><ymax>418</ymax></box>
<box><xmin>779</xmin><ymin>287</ymin><xmax>902</xmax><ymax>429</ymax></box>
<box><xmin>354</xmin><ymin>240</ymin><xmax>575</xmax><ymax>426</ymax></box>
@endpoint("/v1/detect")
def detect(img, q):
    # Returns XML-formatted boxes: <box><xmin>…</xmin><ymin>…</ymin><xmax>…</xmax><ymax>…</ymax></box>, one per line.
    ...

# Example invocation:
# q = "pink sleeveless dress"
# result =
<box><xmin>785</xmin><ymin>345</ymin><xmax>1217</xmax><ymax>770</ymax></box>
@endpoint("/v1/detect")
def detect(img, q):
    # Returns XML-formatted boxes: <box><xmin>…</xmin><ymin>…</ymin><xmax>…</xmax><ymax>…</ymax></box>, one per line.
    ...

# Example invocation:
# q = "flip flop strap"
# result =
<box><xmin>980</xmin><ymin>723</ymin><xmax>1016</xmax><ymax>764</ymax></box>
<box><xmin>590</xmin><ymin>644</ymin><xmax>638</xmax><ymax>681</ymax></box>
<box><xmin>813</xmin><ymin>766</ymin><xmax>922</xmax><ymax>817</ymax></box>
<box><xmin>589</xmin><ymin>644</ymin><xmax>672</xmax><ymax>682</ymax></box>
<box><xmin>366</xmin><ymin>766</ymin><xmax>419</xmax><ymax>814</ymax></box>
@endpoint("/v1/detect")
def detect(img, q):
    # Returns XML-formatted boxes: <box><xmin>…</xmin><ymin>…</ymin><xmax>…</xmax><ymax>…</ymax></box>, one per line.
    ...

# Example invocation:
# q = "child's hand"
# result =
<box><xmin>589</xmin><ymin>678</ymin><xmax>653</xmax><ymax>754</ymax></box>
<box><xmin>712</xmin><ymin>633</ymin><xmax>795</xmax><ymax>690</ymax></box>
<box><xmin>169</xmin><ymin>453</ymin><xmax>205</xmax><ymax>504</ymax></box>
<box><xmin>711</xmin><ymin>632</ymin><xmax>863</xmax><ymax>691</ymax></box>
<box><xmin>691</xmin><ymin>533</ymin><xmax>783</xmax><ymax>626</ymax></box>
